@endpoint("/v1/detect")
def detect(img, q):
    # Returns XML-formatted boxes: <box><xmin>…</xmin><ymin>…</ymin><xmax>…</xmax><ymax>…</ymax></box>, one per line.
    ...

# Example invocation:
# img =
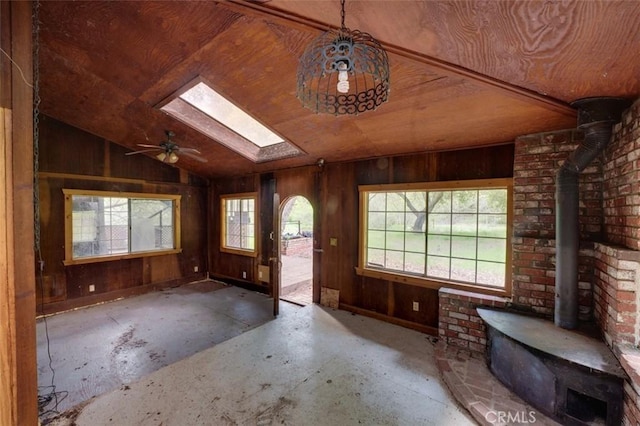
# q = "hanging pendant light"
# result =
<box><xmin>296</xmin><ymin>0</ymin><xmax>390</xmax><ymax>116</ymax></box>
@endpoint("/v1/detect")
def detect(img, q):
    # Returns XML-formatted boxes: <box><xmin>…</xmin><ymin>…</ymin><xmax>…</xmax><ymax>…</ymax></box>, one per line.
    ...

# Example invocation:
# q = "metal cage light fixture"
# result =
<box><xmin>296</xmin><ymin>0</ymin><xmax>390</xmax><ymax>116</ymax></box>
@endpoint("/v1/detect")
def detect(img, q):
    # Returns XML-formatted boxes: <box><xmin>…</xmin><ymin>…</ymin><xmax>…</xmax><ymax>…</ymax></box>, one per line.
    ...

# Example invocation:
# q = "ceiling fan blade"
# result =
<box><xmin>125</xmin><ymin>148</ymin><xmax>164</xmax><ymax>156</ymax></box>
<box><xmin>136</xmin><ymin>143</ymin><xmax>163</xmax><ymax>149</ymax></box>
<box><xmin>179</xmin><ymin>150</ymin><xmax>208</xmax><ymax>163</ymax></box>
<box><xmin>177</xmin><ymin>147</ymin><xmax>202</xmax><ymax>154</ymax></box>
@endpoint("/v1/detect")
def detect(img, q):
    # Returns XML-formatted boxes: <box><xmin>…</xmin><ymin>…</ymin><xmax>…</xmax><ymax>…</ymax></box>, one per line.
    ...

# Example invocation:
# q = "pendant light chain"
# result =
<box><xmin>340</xmin><ymin>0</ymin><xmax>346</xmax><ymax>30</ymax></box>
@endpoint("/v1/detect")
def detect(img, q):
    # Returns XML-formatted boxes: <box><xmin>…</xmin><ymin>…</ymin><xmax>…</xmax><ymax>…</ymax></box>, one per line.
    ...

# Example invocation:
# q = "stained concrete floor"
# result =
<box><xmin>38</xmin><ymin>280</ymin><xmax>274</xmax><ymax>419</ymax></box>
<box><xmin>43</xmin><ymin>283</ymin><xmax>475</xmax><ymax>426</ymax></box>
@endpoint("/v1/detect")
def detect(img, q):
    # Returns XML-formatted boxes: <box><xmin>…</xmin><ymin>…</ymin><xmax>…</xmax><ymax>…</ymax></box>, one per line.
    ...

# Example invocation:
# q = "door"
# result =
<box><xmin>272</xmin><ymin>192</ymin><xmax>281</xmax><ymax>316</ymax></box>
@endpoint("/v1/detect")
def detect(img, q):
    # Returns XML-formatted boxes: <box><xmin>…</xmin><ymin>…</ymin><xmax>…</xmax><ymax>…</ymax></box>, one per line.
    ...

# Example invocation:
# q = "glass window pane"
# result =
<box><xmin>361</xmin><ymin>185</ymin><xmax>508</xmax><ymax>289</ymax></box>
<box><xmin>72</xmin><ymin>196</ymin><xmax>99</xmax><ymax>258</ymax></box>
<box><xmin>386</xmin><ymin>212</ymin><xmax>405</xmax><ymax>230</ymax></box>
<box><xmin>427</xmin><ymin>255</ymin><xmax>450</xmax><ymax>279</ymax></box>
<box><xmin>451</xmin><ymin>236</ymin><xmax>476</xmax><ymax>260</ymax></box>
<box><xmin>368</xmin><ymin>193</ymin><xmax>386</xmax><ymax>211</ymax></box>
<box><xmin>178</xmin><ymin>81</ymin><xmax>283</xmax><ymax>148</ymax></box>
<box><xmin>130</xmin><ymin>199</ymin><xmax>174</xmax><ymax>252</ymax></box>
<box><xmin>244</xmin><ymin>236</ymin><xmax>255</xmax><ymax>250</ymax></box>
<box><xmin>477</xmin><ymin>261</ymin><xmax>506</xmax><ymax>287</ymax></box>
<box><xmin>405</xmin><ymin>211</ymin><xmax>425</xmax><ymax>232</ymax></box>
<box><xmin>429</xmin><ymin>191</ymin><xmax>450</xmax><ymax>213</ymax></box>
<box><xmin>385</xmin><ymin>250</ymin><xmax>404</xmax><ymax>272</ymax></box>
<box><xmin>451</xmin><ymin>213</ymin><xmax>477</xmax><ymax>236</ymax></box>
<box><xmin>477</xmin><ymin>237</ymin><xmax>506</xmax><ymax>262</ymax></box>
<box><xmin>478</xmin><ymin>214</ymin><xmax>507</xmax><ymax>237</ymax></box>
<box><xmin>386</xmin><ymin>192</ymin><xmax>406</xmax><ymax>212</ymax></box>
<box><xmin>223</xmin><ymin>196</ymin><xmax>256</xmax><ymax>251</ymax></box>
<box><xmin>368</xmin><ymin>212</ymin><xmax>386</xmax><ymax>230</ymax></box>
<box><xmin>367</xmin><ymin>249</ymin><xmax>385</xmax><ymax>268</ymax></box>
<box><xmin>405</xmin><ymin>232</ymin><xmax>426</xmax><ymax>254</ymax></box>
<box><xmin>427</xmin><ymin>234</ymin><xmax>450</xmax><ymax>256</ymax></box>
<box><xmin>367</xmin><ymin>230</ymin><xmax>385</xmax><ymax>249</ymax></box>
<box><xmin>428</xmin><ymin>213</ymin><xmax>451</xmax><ymax>234</ymax></box>
<box><xmin>479</xmin><ymin>189</ymin><xmax>507</xmax><ymax>214</ymax></box>
<box><xmin>70</xmin><ymin>193</ymin><xmax>177</xmax><ymax>261</ymax></box>
<box><xmin>451</xmin><ymin>258</ymin><xmax>476</xmax><ymax>283</ymax></box>
<box><xmin>452</xmin><ymin>190</ymin><xmax>478</xmax><ymax>213</ymax></box>
<box><xmin>385</xmin><ymin>231</ymin><xmax>405</xmax><ymax>251</ymax></box>
<box><xmin>405</xmin><ymin>252</ymin><xmax>425</xmax><ymax>274</ymax></box>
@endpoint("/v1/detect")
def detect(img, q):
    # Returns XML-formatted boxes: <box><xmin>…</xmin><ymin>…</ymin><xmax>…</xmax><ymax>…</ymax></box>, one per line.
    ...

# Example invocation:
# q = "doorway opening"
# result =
<box><xmin>280</xmin><ymin>196</ymin><xmax>313</xmax><ymax>306</ymax></box>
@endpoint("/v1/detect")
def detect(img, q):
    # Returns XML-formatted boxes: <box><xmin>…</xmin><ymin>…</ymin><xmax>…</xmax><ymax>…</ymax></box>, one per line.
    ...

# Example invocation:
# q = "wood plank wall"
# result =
<box><xmin>36</xmin><ymin>116</ymin><xmax>209</xmax><ymax>314</ymax></box>
<box><xmin>0</xmin><ymin>1</ymin><xmax>38</xmax><ymax>424</ymax></box>
<box><xmin>211</xmin><ymin>144</ymin><xmax>514</xmax><ymax>334</ymax></box>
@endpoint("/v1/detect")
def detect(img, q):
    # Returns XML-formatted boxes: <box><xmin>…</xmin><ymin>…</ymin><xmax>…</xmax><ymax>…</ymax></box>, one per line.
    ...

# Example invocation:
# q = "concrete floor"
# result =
<box><xmin>42</xmin><ymin>282</ymin><xmax>474</xmax><ymax>426</ymax></box>
<box><xmin>38</xmin><ymin>280</ymin><xmax>274</xmax><ymax>418</ymax></box>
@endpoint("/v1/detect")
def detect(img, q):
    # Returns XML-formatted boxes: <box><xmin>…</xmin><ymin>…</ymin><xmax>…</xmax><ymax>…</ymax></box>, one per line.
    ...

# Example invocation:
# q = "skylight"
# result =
<box><xmin>159</xmin><ymin>77</ymin><xmax>302</xmax><ymax>163</ymax></box>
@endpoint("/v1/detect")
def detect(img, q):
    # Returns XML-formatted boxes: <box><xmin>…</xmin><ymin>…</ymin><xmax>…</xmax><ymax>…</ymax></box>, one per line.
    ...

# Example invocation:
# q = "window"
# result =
<box><xmin>158</xmin><ymin>77</ymin><xmax>304</xmax><ymax>163</ymax></box>
<box><xmin>220</xmin><ymin>193</ymin><xmax>257</xmax><ymax>257</ymax></box>
<box><xmin>358</xmin><ymin>179</ymin><xmax>512</xmax><ymax>294</ymax></box>
<box><xmin>63</xmin><ymin>189</ymin><xmax>181</xmax><ymax>265</ymax></box>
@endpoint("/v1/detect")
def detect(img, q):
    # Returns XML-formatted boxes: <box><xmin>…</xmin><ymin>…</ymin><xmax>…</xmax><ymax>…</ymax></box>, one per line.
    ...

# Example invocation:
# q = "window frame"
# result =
<box><xmin>220</xmin><ymin>192</ymin><xmax>258</xmax><ymax>258</ymax></box>
<box><xmin>63</xmin><ymin>189</ymin><xmax>182</xmax><ymax>266</ymax></box>
<box><xmin>356</xmin><ymin>178</ymin><xmax>512</xmax><ymax>296</ymax></box>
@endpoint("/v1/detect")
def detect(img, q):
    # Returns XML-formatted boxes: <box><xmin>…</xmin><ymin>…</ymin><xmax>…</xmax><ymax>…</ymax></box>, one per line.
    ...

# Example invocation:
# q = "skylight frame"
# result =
<box><xmin>157</xmin><ymin>77</ymin><xmax>304</xmax><ymax>163</ymax></box>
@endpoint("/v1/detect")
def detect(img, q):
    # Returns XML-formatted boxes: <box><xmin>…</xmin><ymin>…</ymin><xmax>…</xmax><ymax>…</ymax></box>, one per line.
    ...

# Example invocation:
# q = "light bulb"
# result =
<box><xmin>337</xmin><ymin>62</ymin><xmax>349</xmax><ymax>94</ymax></box>
<box><xmin>168</xmin><ymin>152</ymin><xmax>179</xmax><ymax>163</ymax></box>
<box><xmin>156</xmin><ymin>152</ymin><xmax>167</xmax><ymax>162</ymax></box>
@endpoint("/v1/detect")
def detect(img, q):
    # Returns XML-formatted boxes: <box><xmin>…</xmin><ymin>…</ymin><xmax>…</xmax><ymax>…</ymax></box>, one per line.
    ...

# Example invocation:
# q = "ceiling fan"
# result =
<box><xmin>126</xmin><ymin>130</ymin><xmax>207</xmax><ymax>163</ymax></box>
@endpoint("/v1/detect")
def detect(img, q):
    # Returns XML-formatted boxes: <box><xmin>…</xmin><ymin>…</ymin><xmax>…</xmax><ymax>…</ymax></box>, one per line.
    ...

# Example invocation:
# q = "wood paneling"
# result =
<box><xmin>208</xmin><ymin>175</ymin><xmax>263</xmax><ymax>285</ymax></box>
<box><xmin>212</xmin><ymin>143</ymin><xmax>514</xmax><ymax>332</ymax></box>
<box><xmin>265</xmin><ymin>0</ymin><xmax>640</xmax><ymax>102</ymax></box>
<box><xmin>35</xmin><ymin>0</ymin><xmax>588</xmax><ymax>179</ymax></box>
<box><xmin>37</xmin><ymin>117</ymin><xmax>208</xmax><ymax>312</ymax></box>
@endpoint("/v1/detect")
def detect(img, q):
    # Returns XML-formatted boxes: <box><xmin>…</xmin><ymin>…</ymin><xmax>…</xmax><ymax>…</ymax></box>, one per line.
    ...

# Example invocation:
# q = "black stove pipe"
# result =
<box><xmin>555</xmin><ymin>97</ymin><xmax>630</xmax><ymax>329</ymax></box>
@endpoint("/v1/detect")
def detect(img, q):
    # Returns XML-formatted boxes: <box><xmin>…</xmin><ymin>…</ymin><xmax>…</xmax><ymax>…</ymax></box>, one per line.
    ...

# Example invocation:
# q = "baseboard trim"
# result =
<box><xmin>37</xmin><ymin>274</ymin><xmax>207</xmax><ymax>316</ymax></box>
<box><xmin>339</xmin><ymin>303</ymin><xmax>438</xmax><ymax>336</ymax></box>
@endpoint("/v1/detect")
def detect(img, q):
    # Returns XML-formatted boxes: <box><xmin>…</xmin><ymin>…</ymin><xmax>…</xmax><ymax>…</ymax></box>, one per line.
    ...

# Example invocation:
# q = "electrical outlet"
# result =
<box><xmin>412</xmin><ymin>301</ymin><xmax>419</xmax><ymax>311</ymax></box>
<box><xmin>194</xmin><ymin>266</ymin><xmax>199</xmax><ymax>272</ymax></box>
<box><xmin>242</xmin><ymin>271</ymin><xmax>247</xmax><ymax>279</ymax></box>
<box><xmin>89</xmin><ymin>284</ymin><xmax>95</xmax><ymax>293</ymax></box>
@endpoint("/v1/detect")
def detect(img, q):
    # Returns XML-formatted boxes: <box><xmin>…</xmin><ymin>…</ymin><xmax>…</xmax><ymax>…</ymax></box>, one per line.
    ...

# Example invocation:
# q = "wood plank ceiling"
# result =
<box><xmin>38</xmin><ymin>1</ymin><xmax>640</xmax><ymax>179</ymax></box>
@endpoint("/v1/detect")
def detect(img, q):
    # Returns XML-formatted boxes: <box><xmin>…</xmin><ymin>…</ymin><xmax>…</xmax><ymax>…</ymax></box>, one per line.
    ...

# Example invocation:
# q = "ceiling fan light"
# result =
<box><xmin>168</xmin><ymin>152</ymin><xmax>179</xmax><ymax>163</ymax></box>
<box><xmin>156</xmin><ymin>152</ymin><xmax>167</xmax><ymax>162</ymax></box>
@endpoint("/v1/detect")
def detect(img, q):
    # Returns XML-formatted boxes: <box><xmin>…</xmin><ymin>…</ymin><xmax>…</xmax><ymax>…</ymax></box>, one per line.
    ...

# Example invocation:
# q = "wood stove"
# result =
<box><xmin>478</xmin><ymin>308</ymin><xmax>627</xmax><ymax>425</ymax></box>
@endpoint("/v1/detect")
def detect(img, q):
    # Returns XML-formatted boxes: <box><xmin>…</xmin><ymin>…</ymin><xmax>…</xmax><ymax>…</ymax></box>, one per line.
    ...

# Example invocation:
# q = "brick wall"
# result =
<box><xmin>593</xmin><ymin>243</ymin><xmax>640</xmax><ymax>348</ymax></box>
<box><xmin>603</xmin><ymin>99</ymin><xmax>640</xmax><ymax>250</ymax></box>
<box><xmin>281</xmin><ymin>237</ymin><xmax>313</xmax><ymax>258</ymax></box>
<box><xmin>438</xmin><ymin>288</ymin><xmax>507</xmax><ymax>354</ymax></box>
<box><xmin>512</xmin><ymin>130</ymin><xmax>601</xmax><ymax>319</ymax></box>
<box><xmin>597</xmin><ymin>99</ymin><xmax>640</xmax><ymax>423</ymax></box>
